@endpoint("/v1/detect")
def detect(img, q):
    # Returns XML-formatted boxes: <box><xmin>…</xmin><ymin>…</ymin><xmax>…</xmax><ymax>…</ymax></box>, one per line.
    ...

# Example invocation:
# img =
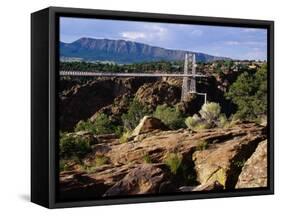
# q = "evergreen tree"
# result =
<box><xmin>225</xmin><ymin>64</ymin><xmax>267</xmax><ymax>120</ymax></box>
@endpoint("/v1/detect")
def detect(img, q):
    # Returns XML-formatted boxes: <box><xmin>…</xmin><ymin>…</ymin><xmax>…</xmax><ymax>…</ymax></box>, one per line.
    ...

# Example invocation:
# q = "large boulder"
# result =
<box><xmin>235</xmin><ymin>140</ymin><xmax>267</xmax><ymax>188</ymax></box>
<box><xmin>103</xmin><ymin>164</ymin><xmax>168</xmax><ymax>196</ymax></box>
<box><xmin>130</xmin><ymin>116</ymin><xmax>168</xmax><ymax>138</ymax></box>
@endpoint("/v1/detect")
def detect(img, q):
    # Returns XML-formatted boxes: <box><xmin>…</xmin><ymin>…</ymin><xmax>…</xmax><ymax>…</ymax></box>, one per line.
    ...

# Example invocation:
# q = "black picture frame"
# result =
<box><xmin>31</xmin><ymin>6</ymin><xmax>274</xmax><ymax>208</ymax></box>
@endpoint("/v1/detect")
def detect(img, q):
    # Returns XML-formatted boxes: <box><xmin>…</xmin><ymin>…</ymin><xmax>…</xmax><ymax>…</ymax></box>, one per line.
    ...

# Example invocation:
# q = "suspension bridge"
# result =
<box><xmin>60</xmin><ymin>53</ymin><xmax>208</xmax><ymax>103</ymax></box>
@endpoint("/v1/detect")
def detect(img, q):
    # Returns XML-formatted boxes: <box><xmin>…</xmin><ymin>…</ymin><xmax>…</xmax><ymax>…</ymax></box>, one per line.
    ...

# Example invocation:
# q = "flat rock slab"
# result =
<box><xmin>103</xmin><ymin>129</ymin><xmax>197</xmax><ymax>165</ymax></box>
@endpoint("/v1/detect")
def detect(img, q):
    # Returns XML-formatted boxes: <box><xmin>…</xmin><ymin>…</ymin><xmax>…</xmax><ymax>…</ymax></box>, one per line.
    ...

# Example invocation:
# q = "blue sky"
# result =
<box><xmin>60</xmin><ymin>17</ymin><xmax>267</xmax><ymax>60</ymax></box>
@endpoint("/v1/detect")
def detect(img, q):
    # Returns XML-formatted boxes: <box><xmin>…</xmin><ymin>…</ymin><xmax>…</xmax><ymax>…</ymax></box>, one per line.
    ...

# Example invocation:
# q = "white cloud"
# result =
<box><xmin>190</xmin><ymin>29</ymin><xmax>203</xmax><ymax>37</ymax></box>
<box><xmin>120</xmin><ymin>24</ymin><xmax>168</xmax><ymax>43</ymax></box>
<box><xmin>120</xmin><ymin>32</ymin><xmax>147</xmax><ymax>40</ymax></box>
<box><xmin>150</xmin><ymin>25</ymin><xmax>167</xmax><ymax>34</ymax></box>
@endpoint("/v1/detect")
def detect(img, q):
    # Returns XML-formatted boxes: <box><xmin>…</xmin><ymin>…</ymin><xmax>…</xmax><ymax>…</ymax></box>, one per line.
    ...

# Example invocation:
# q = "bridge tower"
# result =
<box><xmin>181</xmin><ymin>53</ymin><xmax>196</xmax><ymax>101</ymax></box>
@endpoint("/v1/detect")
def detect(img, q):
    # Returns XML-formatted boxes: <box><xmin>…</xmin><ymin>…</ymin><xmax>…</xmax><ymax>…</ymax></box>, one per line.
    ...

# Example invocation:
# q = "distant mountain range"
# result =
<box><xmin>60</xmin><ymin>37</ymin><xmax>230</xmax><ymax>64</ymax></box>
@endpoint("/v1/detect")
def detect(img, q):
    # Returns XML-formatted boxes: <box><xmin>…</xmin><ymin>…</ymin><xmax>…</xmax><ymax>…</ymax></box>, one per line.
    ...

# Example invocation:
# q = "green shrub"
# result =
<box><xmin>194</xmin><ymin>122</ymin><xmax>211</xmax><ymax>130</ymax></box>
<box><xmin>196</xmin><ymin>140</ymin><xmax>209</xmax><ymax>151</ymax></box>
<box><xmin>185</xmin><ymin>102</ymin><xmax>229</xmax><ymax>130</ymax></box>
<box><xmin>199</xmin><ymin>102</ymin><xmax>221</xmax><ymax>126</ymax></box>
<box><xmin>119</xmin><ymin>130</ymin><xmax>132</xmax><ymax>143</ymax></box>
<box><xmin>81</xmin><ymin>155</ymin><xmax>110</xmax><ymax>173</ymax></box>
<box><xmin>185</xmin><ymin>114</ymin><xmax>211</xmax><ymax>131</ymax></box>
<box><xmin>153</xmin><ymin>104</ymin><xmax>185</xmax><ymax>129</ymax></box>
<box><xmin>185</xmin><ymin>114</ymin><xmax>201</xmax><ymax>130</ymax></box>
<box><xmin>92</xmin><ymin>113</ymin><xmax>115</xmax><ymax>134</ymax></box>
<box><xmin>75</xmin><ymin>120</ymin><xmax>95</xmax><ymax>132</ymax></box>
<box><xmin>233</xmin><ymin>159</ymin><xmax>246</xmax><ymax>168</ymax></box>
<box><xmin>113</xmin><ymin>125</ymin><xmax>123</xmax><ymax>137</ymax></box>
<box><xmin>75</xmin><ymin>113</ymin><xmax>116</xmax><ymax>135</ymax></box>
<box><xmin>94</xmin><ymin>155</ymin><xmax>109</xmax><ymax>167</ymax></box>
<box><xmin>164</xmin><ymin>153</ymin><xmax>183</xmax><ymax>174</ymax></box>
<box><xmin>218</xmin><ymin>114</ymin><xmax>227</xmax><ymax>127</ymax></box>
<box><xmin>143</xmin><ymin>154</ymin><xmax>152</xmax><ymax>163</ymax></box>
<box><xmin>59</xmin><ymin>133</ymin><xmax>92</xmax><ymax>159</ymax></box>
<box><xmin>122</xmin><ymin>99</ymin><xmax>150</xmax><ymax>130</ymax></box>
<box><xmin>59</xmin><ymin>160</ymin><xmax>73</xmax><ymax>171</ymax></box>
<box><xmin>219</xmin><ymin>113</ymin><xmax>238</xmax><ymax>128</ymax></box>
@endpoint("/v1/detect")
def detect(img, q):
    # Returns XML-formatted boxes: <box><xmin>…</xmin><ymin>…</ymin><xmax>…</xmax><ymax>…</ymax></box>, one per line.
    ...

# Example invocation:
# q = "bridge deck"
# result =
<box><xmin>59</xmin><ymin>71</ymin><xmax>207</xmax><ymax>77</ymax></box>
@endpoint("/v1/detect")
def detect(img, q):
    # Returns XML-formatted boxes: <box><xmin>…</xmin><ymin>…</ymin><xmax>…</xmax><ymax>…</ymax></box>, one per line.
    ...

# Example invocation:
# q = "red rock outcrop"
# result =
<box><xmin>59</xmin><ymin>123</ymin><xmax>267</xmax><ymax>199</ymax></box>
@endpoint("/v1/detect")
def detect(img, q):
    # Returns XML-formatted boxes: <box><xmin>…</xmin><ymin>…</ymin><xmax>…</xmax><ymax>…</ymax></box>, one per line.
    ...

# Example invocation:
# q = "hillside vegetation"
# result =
<box><xmin>58</xmin><ymin>59</ymin><xmax>268</xmax><ymax>198</ymax></box>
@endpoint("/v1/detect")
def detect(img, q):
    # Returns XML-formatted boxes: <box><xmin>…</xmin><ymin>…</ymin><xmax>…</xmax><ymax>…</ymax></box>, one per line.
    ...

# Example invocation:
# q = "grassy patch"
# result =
<box><xmin>196</xmin><ymin>140</ymin><xmax>209</xmax><ymax>151</ymax></box>
<box><xmin>94</xmin><ymin>155</ymin><xmax>109</xmax><ymax>167</ymax></box>
<box><xmin>143</xmin><ymin>153</ymin><xmax>152</xmax><ymax>163</ymax></box>
<box><xmin>164</xmin><ymin>152</ymin><xmax>183</xmax><ymax>175</ymax></box>
<box><xmin>119</xmin><ymin>130</ymin><xmax>132</xmax><ymax>143</ymax></box>
<box><xmin>81</xmin><ymin>155</ymin><xmax>110</xmax><ymax>173</ymax></box>
<box><xmin>233</xmin><ymin>159</ymin><xmax>246</xmax><ymax>168</ymax></box>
